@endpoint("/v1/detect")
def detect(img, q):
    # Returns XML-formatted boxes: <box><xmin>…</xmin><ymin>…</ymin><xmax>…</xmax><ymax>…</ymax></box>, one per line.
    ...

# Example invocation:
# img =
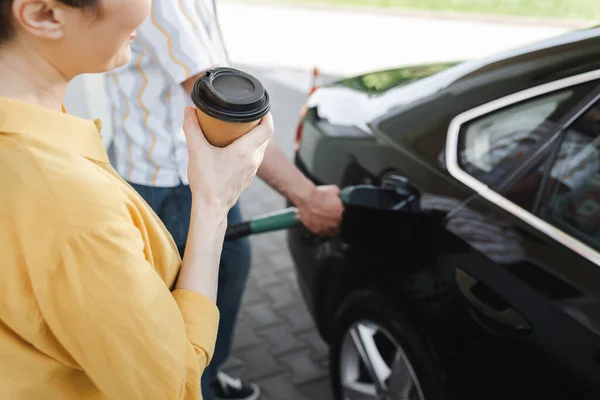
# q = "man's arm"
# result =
<box><xmin>154</xmin><ymin>0</ymin><xmax>342</xmax><ymax>236</ymax></box>
<box><xmin>182</xmin><ymin>76</ymin><xmax>201</xmax><ymax>98</ymax></box>
<box><xmin>257</xmin><ymin>142</ymin><xmax>343</xmax><ymax>235</ymax></box>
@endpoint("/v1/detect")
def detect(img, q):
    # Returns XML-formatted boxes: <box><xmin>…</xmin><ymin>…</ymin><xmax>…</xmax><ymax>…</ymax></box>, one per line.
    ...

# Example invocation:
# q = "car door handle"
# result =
<box><xmin>456</xmin><ymin>268</ymin><xmax>531</xmax><ymax>331</ymax></box>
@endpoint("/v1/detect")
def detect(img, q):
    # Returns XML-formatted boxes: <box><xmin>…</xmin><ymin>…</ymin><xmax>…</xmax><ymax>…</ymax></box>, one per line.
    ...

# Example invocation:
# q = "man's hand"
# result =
<box><xmin>296</xmin><ymin>185</ymin><xmax>343</xmax><ymax>236</ymax></box>
<box><xmin>256</xmin><ymin>142</ymin><xmax>343</xmax><ymax>236</ymax></box>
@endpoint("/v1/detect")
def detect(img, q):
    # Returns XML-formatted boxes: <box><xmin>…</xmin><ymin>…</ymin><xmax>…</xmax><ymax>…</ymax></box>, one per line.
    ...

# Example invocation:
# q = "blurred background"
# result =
<box><xmin>63</xmin><ymin>2</ymin><xmax>595</xmax><ymax>399</ymax></box>
<box><xmin>65</xmin><ymin>0</ymin><xmax>587</xmax><ymax>149</ymax></box>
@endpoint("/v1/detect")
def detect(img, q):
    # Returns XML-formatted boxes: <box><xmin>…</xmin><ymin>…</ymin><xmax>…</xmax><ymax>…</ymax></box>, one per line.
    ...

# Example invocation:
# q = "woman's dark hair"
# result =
<box><xmin>0</xmin><ymin>0</ymin><xmax>97</xmax><ymax>42</ymax></box>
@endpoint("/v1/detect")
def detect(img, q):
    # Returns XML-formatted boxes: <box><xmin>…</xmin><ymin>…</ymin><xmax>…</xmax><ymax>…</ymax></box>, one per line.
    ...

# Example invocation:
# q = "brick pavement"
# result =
<box><xmin>221</xmin><ymin>178</ymin><xmax>334</xmax><ymax>400</ymax></box>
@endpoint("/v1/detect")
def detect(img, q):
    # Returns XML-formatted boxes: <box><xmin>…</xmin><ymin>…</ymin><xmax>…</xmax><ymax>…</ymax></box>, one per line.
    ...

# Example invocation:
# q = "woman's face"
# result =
<box><xmin>13</xmin><ymin>0</ymin><xmax>151</xmax><ymax>78</ymax></box>
<box><xmin>62</xmin><ymin>0</ymin><xmax>151</xmax><ymax>76</ymax></box>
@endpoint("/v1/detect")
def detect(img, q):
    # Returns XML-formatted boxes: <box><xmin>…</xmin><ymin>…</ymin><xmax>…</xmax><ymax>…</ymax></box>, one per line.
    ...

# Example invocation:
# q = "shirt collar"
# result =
<box><xmin>0</xmin><ymin>97</ymin><xmax>109</xmax><ymax>163</ymax></box>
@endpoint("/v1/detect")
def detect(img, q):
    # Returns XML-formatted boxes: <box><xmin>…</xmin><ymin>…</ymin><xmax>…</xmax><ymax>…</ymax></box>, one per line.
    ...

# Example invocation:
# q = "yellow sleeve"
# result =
<box><xmin>31</xmin><ymin>223</ymin><xmax>218</xmax><ymax>399</ymax></box>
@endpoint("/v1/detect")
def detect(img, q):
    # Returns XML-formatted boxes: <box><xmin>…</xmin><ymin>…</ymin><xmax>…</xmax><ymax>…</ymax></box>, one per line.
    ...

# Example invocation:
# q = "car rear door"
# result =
<box><xmin>443</xmin><ymin>72</ymin><xmax>600</xmax><ymax>399</ymax></box>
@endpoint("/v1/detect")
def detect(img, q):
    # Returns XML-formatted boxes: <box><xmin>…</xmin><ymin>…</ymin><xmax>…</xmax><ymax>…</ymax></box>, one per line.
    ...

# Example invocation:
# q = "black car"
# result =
<box><xmin>288</xmin><ymin>26</ymin><xmax>600</xmax><ymax>400</ymax></box>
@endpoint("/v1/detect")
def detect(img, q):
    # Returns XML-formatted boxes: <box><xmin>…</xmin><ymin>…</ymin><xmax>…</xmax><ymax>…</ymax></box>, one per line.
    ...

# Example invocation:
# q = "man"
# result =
<box><xmin>105</xmin><ymin>1</ymin><xmax>343</xmax><ymax>399</ymax></box>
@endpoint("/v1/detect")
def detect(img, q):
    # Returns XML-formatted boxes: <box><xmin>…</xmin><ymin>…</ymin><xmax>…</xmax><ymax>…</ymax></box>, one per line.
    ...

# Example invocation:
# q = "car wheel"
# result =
<box><xmin>330</xmin><ymin>292</ymin><xmax>444</xmax><ymax>400</ymax></box>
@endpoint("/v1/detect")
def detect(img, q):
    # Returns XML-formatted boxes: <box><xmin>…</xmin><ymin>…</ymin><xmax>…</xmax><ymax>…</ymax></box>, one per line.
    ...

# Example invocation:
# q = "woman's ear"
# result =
<box><xmin>12</xmin><ymin>0</ymin><xmax>66</xmax><ymax>40</ymax></box>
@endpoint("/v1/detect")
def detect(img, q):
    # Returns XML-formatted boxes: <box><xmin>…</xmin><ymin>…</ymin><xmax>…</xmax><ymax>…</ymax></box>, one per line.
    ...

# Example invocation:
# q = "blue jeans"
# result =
<box><xmin>129</xmin><ymin>182</ymin><xmax>251</xmax><ymax>400</ymax></box>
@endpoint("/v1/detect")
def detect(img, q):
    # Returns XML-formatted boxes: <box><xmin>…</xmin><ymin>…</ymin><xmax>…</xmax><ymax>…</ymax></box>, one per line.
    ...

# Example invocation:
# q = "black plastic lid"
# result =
<box><xmin>191</xmin><ymin>67</ymin><xmax>271</xmax><ymax>123</ymax></box>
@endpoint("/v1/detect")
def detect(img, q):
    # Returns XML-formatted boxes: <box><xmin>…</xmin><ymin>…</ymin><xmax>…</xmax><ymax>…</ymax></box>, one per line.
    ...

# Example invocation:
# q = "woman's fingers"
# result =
<box><xmin>233</xmin><ymin>113</ymin><xmax>274</xmax><ymax>151</ymax></box>
<box><xmin>183</xmin><ymin>107</ymin><xmax>210</xmax><ymax>150</ymax></box>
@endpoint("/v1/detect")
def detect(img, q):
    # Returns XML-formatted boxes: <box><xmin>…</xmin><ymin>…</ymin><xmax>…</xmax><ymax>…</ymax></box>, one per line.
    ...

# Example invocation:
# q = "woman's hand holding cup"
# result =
<box><xmin>183</xmin><ymin>107</ymin><xmax>274</xmax><ymax>215</ymax></box>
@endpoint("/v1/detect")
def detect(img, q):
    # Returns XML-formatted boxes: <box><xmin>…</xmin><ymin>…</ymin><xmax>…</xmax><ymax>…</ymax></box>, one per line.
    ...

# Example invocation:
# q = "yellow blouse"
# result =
<box><xmin>0</xmin><ymin>98</ymin><xmax>218</xmax><ymax>399</ymax></box>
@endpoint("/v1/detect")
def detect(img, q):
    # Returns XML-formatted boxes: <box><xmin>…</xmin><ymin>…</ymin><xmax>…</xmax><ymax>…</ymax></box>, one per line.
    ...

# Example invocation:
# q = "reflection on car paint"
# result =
<box><xmin>423</xmin><ymin>195</ymin><xmax>526</xmax><ymax>264</ymax></box>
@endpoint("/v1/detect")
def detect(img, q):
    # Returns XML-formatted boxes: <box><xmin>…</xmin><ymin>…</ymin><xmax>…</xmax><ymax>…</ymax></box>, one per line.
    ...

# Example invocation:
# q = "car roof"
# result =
<box><xmin>453</xmin><ymin>26</ymin><xmax>600</xmax><ymax>90</ymax></box>
<box><xmin>371</xmin><ymin>26</ymin><xmax>600</xmax><ymax>134</ymax></box>
<box><xmin>310</xmin><ymin>26</ymin><xmax>600</xmax><ymax>140</ymax></box>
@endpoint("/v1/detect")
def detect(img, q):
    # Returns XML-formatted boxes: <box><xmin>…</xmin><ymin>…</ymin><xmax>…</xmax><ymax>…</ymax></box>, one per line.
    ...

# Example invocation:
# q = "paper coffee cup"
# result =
<box><xmin>191</xmin><ymin>67</ymin><xmax>271</xmax><ymax>148</ymax></box>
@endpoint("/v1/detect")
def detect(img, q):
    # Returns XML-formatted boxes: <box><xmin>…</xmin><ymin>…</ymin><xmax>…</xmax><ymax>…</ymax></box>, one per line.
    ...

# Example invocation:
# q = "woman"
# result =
<box><xmin>0</xmin><ymin>0</ymin><xmax>273</xmax><ymax>399</ymax></box>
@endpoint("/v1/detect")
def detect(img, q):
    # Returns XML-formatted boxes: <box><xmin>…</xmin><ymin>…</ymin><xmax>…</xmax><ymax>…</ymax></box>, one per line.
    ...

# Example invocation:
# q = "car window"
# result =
<box><xmin>458</xmin><ymin>90</ymin><xmax>574</xmax><ymax>186</ymax></box>
<box><xmin>541</xmin><ymin>101</ymin><xmax>600</xmax><ymax>252</ymax></box>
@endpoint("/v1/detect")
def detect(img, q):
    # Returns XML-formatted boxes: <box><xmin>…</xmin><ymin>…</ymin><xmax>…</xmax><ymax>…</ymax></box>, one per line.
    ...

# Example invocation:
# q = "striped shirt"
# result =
<box><xmin>106</xmin><ymin>0</ymin><xmax>229</xmax><ymax>187</ymax></box>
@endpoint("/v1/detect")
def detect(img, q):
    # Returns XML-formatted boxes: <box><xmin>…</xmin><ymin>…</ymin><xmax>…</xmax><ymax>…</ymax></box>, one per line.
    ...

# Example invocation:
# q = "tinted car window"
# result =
<box><xmin>541</xmin><ymin>101</ymin><xmax>600</xmax><ymax>252</ymax></box>
<box><xmin>458</xmin><ymin>90</ymin><xmax>574</xmax><ymax>186</ymax></box>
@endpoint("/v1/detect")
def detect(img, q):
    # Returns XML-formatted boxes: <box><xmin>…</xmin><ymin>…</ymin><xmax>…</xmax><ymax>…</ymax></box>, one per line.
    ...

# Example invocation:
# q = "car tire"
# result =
<box><xmin>330</xmin><ymin>291</ymin><xmax>445</xmax><ymax>400</ymax></box>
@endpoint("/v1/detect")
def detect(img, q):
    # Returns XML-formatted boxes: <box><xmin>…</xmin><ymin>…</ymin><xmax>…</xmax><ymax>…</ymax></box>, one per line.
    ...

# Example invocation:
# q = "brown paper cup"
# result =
<box><xmin>195</xmin><ymin>108</ymin><xmax>261</xmax><ymax>148</ymax></box>
<box><xmin>191</xmin><ymin>67</ymin><xmax>270</xmax><ymax>147</ymax></box>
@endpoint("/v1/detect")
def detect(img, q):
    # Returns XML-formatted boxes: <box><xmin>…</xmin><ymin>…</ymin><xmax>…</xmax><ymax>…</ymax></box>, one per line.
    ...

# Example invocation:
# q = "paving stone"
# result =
<box><xmin>220</xmin><ymin>355</ymin><xmax>244</xmax><ymax>372</ymax></box>
<box><xmin>257</xmin><ymin>323</ymin><xmax>305</xmax><ymax>355</ymax></box>
<box><xmin>251</xmin><ymin>235</ymin><xmax>286</xmax><ymax>255</ymax></box>
<box><xmin>235</xmin><ymin>309</ymin><xmax>250</xmax><ymax>326</ymax></box>
<box><xmin>244</xmin><ymin>301</ymin><xmax>284</xmax><ymax>327</ymax></box>
<box><xmin>242</xmin><ymin>194</ymin><xmax>283</xmax><ymax>215</ymax></box>
<box><xmin>265</xmin><ymin>281</ymin><xmax>302</xmax><ymax>309</ymax></box>
<box><xmin>260</xmin><ymin>191</ymin><xmax>285</xmax><ymax>206</ymax></box>
<box><xmin>233</xmin><ymin>345</ymin><xmax>285</xmax><ymax>381</ymax></box>
<box><xmin>243</xmin><ymin>178</ymin><xmax>271</xmax><ymax>196</ymax></box>
<box><xmin>266</xmin><ymin>248</ymin><xmax>297</xmax><ymax>274</ymax></box>
<box><xmin>277</xmin><ymin>268</ymin><xmax>301</xmax><ymax>284</ymax></box>
<box><xmin>257</xmin><ymin>373</ymin><xmax>311</xmax><ymax>400</ymax></box>
<box><xmin>278</xmin><ymin>303</ymin><xmax>317</xmax><ymax>333</ymax></box>
<box><xmin>270</xmin><ymin>230</ymin><xmax>288</xmax><ymax>250</ymax></box>
<box><xmin>256</xmin><ymin>267</ymin><xmax>292</xmax><ymax>289</ymax></box>
<box><xmin>298</xmin><ymin>330</ymin><xmax>329</xmax><ymax>361</ymax></box>
<box><xmin>240</xmin><ymin>194</ymin><xmax>268</xmax><ymax>214</ymax></box>
<box><xmin>251</xmin><ymin>254</ymin><xmax>274</xmax><ymax>272</ymax></box>
<box><xmin>249</xmin><ymin>262</ymin><xmax>282</xmax><ymax>287</ymax></box>
<box><xmin>279</xmin><ymin>349</ymin><xmax>329</xmax><ymax>384</ymax></box>
<box><xmin>268</xmin><ymin>245</ymin><xmax>295</xmax><ymax>263</ymax></box>
<box><xmin>249</xmin><ymin>270</ymin><xmax>281</xmax><ymax>289</ymax></box>
<box><xmin>299</xmin><ymin>377</ymin><xmax>335</xmax><ymax>400</ymax></box>
<box><xmin>241</xmin><ymin>282</ymin><xmax>266</xmax><ymax>306</ymax></box>
<box><xmin>231</xmin><ymin>322</ymin><xmax>263</xmax><ymax>352</ymax></box>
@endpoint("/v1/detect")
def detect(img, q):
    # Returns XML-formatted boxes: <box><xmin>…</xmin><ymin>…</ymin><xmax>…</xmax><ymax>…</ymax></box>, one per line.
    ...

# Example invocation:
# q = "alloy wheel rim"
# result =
<box><xmin>339</xmin><ymin>320</ymin><xmax>426</xmax><ymax>400</ymax></box>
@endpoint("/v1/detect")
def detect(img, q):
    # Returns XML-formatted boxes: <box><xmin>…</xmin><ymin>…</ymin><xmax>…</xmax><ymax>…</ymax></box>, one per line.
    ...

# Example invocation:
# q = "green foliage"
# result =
<box><xmin>266</xmin><ymin>0</ymin><xmax>599</xmax><ymax>20</ymax></box>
